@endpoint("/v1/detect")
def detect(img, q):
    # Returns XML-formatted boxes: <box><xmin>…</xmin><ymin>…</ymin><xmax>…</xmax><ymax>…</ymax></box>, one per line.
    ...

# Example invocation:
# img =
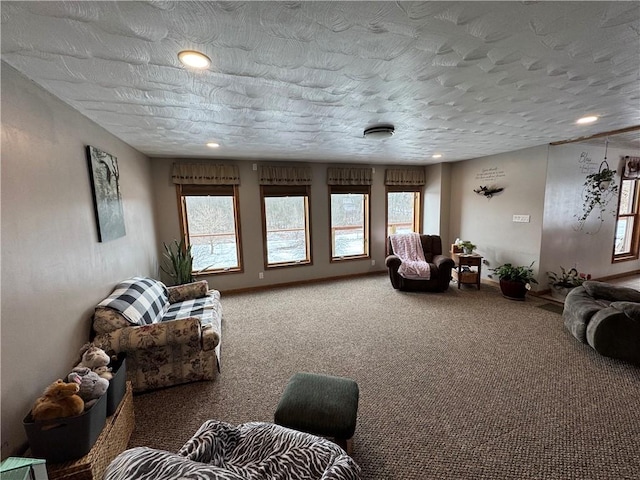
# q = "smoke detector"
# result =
<box><xmin>363</xmin><ymin>125</ymin><xmax>395</xmax><ymax>139</ymax></box>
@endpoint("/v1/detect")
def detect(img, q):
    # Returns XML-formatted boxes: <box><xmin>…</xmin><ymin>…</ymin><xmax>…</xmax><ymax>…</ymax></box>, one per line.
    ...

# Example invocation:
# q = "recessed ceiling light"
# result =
<box><xmin>432</xmin><ymin>154</ymin><xmax>442</xmax><ymax>159</ymax></box>
<box><xmin>206</xmin><ymin>142</ymin><xmax>220</xmax><ymax>148</ymax></box>
<box><xmin>576</xmin><ymin>115</ymin><xmax>598</xmax><ymax>125</ymax></box>
<box><xmin>178</xmin><ymin>50</ymin><xmax>211</xmax><ymax>69</ymax></box>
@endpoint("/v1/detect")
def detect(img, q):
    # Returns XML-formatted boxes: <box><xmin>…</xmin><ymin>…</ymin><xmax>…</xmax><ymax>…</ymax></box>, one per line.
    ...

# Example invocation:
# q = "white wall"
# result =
<box><xmin>1</xmin><ymin>64</ymin><xmax>158</xmax><ymax>458</ymax></box>
<box><xmin>448</xmin><ymin>145</ymin><xmax>549</xmax><ymax>286</ymax></box>
<box><xmin>540</xmin><ymin>143</ymin><xmax>640</xmax><ymax>284</ymax></box>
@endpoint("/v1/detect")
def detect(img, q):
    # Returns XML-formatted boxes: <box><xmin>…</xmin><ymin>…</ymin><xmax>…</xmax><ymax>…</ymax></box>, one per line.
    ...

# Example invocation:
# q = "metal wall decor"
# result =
<box><xmin>86</xmin><ymin>146</ymin><xmax>126</xmax><ymax>242</ymax></box>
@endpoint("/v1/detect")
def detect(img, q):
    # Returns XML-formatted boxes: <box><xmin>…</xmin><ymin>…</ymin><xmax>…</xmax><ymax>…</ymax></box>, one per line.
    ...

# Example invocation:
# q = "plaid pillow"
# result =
<box><xmin>98</xmin><ymin>277</ymin><xmax>169</xmax><ymax>326</ymax></box>
<box><xmin>163</xmin><ymin>296</ymin><xmax>215</xmax><ymax>323</ymax></box>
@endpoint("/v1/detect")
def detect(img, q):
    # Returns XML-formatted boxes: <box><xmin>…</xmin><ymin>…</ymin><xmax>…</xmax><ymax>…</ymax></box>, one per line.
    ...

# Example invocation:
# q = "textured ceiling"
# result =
<box><xmin>2</xmin><ymin>1</ymin><xmax>639</xmax><ymax>164</ymax></box>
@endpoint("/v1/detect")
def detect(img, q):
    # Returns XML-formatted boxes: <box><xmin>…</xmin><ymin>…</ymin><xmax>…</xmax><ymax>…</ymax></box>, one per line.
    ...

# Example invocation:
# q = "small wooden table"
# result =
<box><xmin>453</xmin><ymin>254</ymin><xmax>482</xmax><ymax>289</ymax></box>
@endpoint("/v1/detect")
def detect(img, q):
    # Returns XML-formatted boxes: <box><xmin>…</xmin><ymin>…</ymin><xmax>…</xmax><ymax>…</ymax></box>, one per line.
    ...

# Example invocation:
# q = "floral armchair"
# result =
<box><xmin>91</xmin><ymin>277</ymin><xmax>221</xmax><ymax>392</ymax></box>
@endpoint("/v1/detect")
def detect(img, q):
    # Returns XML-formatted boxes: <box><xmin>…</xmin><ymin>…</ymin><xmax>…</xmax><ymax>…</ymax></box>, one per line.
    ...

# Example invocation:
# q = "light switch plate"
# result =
<box><xmin>513</xmin><ymin>214</ymin><xmax>530</xmax><ymax>223</ymax></box>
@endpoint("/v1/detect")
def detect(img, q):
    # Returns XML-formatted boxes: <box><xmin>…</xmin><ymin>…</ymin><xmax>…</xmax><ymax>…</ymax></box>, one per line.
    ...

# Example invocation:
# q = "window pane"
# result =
<box><xmin>331</xmin><ymin>193</ymin><xmax>366</xmax><ymax>257</ymax></box>
<box><xmin>387</xmin><ymin>191</ymin><xmax>416</xmax><ymax>235</ymax></box>
<box><xmin>264</xmin><ymin>196</ymin><xmax>309</xmax><ymax>264</ymax></box>
<box><xmin>618</xmin><ymin>180</ymin><xmax>636</xmax><ymax>215</ymax></box>
<box><xmin>184</xmin><ymin>196</ymin><xmax>239</xmax><ymax>270</ymax></box>
<box><xmin>614</xmin><ymin>217</ymin><xmax>634</xmax><ymax>255</ymax></box>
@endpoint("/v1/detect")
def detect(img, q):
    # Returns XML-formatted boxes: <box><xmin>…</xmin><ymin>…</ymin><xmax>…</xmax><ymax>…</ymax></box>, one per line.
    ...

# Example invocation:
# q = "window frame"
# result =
<box><xmin>176</xmin><ymin>183</ymin><xmax>244</xmax><ymax>275</ymax></box>
<box><xmin>612</xmin><ymin>177</ymin><xmax>640</xmax><ymax>263</ymax></box>
<box><xmin>328</xmin><ymin>185</ymin><xmax>371</xmax><ymax>262</ymax></box>
<box><xmin>260</xmin><ymin>184</ymin><xmax>313</xmax><ymax>269</ymax></box>
<box><xmin>385</xmin><ymin>185</ymin><xmax>422</xmax><ymax>238</ymax></box>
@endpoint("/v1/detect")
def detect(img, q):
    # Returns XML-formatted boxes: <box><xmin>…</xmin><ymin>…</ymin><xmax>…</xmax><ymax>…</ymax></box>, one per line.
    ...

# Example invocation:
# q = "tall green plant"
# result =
<box><xmin>161</xmin><ymin>239</ymin><xmax>195</xmax><ymax>285</ymax></box>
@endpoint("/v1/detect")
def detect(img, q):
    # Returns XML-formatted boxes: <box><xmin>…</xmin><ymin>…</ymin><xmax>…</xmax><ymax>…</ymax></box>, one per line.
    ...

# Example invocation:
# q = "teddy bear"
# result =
<box><xmin>92</xmin><ymin>365</ymin><xmax>113</xmax><ymax>380</ymax></box>
<box><xmin>31</xmin><ymin>379</ymin><xmax>84</xmax><ymax>421</ymax></box>
<box><xmin>77</xmin><ymin>343</ymin><xmax>113</xmax><ymax>380</ymax></box>
<box><xmin>68</xmin><ymin>367</ymin><xmax>109</xmax><ymax>409</ymax></box>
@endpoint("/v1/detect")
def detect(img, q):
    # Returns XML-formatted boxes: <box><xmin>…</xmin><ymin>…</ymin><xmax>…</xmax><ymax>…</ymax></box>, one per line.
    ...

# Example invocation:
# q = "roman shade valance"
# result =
<box><xmin>172</xmin><ymin>163</ymin><xmax>240</xmax><ymax>185</ymax></box>
<box><xmin>327</xmin><ymin>167</ymin><xmax>372</xmax><ymax>186</ymax></box>
<box><xmin>259</xmin><ymin>166</ymin><xmax>312</xmax><ymax>185</ymax></box>
<box><xmin>384</xmin><ymin>168</ymin><xmax>426</xmax><ymax>186</ymax></box>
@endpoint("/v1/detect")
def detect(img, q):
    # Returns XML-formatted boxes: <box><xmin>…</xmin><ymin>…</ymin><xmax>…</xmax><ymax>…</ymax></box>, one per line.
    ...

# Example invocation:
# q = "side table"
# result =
<box><xmin>453</xmin><ymin>254</ymin><xmax>482</xmax><ymax>289</ymax></box>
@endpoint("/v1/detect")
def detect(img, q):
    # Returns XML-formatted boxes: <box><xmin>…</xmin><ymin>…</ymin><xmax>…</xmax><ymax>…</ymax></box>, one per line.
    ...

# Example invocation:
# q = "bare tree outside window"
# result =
<box><xmin>264</xmin><ymin>196</ymin><xmax>309</xmax><ymax>265</ymax></box>
<box><xmin>184</xmin><ymin>195</ymin><xmax>240</xmax><ymax>271</ymax></box>
<box><xmin>331</xmin><ymin>193</ymin><xmax>368</xmax><ymax>258</ymax></box>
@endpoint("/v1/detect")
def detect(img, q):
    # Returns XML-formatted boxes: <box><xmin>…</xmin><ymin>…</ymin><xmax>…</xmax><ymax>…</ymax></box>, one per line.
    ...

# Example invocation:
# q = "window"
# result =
<box><xmin>613</xmin><ymin>178</ymin><xmax>640</xmax><ymax>262</ymax></box>
<box><xmin>261</xmin><ymin>185</ymin><xmax>311</xmax><ymax>267</ymax></box>
<box><xmin>330</xmin><ymin>186</ymin><xmax>370</xmax><ymax>260</ymax></box>
<box><xmin>386</xmin><ymin>187</ymin><xmax>421</xmax><ymax>236</ymax></box>
<box><xmin>177</xmin><ymin>184</ymin><xmax>242</xmax><ymax>273</ymax></box>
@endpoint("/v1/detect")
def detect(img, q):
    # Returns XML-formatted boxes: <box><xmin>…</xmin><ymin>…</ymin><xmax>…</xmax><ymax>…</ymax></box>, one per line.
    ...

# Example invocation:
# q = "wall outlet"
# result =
<box><xmin>513</xmin><ymin>214</ymin><xmax>530</xmax><ymax>223</ymax></box>
<box><xmin>253</xmin><ymin>163</ymin><xmax>257</xmax><ymax>171</ymax></box>
<box><xmin>258</xmin><ymin>272</ymin><xmax>264</xmax><ymax>279</ymax></box>
<box><xmin>371</xmin><ymin>259</ymin><xmax>376</xmax><ymax>266</ymax></box>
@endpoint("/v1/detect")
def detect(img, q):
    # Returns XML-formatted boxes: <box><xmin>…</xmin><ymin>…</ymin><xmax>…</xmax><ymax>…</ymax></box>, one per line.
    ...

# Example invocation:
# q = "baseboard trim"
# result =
<box><xmin>220</xmin><ymin>270</ymin><xmax>387</xmax><ymax>295</ymax></box>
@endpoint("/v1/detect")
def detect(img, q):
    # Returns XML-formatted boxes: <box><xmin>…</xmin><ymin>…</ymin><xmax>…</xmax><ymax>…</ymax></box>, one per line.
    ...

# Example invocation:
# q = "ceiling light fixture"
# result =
<box><xmin>178</xmin><ymin>50</ymin><xmax>211</xmax><ymax>69</ymax></box>
<box><xmin>432</xmin><ymin>154</ymin><xmax>442</xmax><ymax>159</ymax></box>
<box><xmin>576</xmin><ymin>115</ymin><xmax>598</xmax><ymax>125</ymax></box>
<box><xmin>206</xmin><ymin>142</ymin><xmax>220</xmax><ymax>148</ymax></box>
<box><xmin>363</xmin><ymin>124</ymin><xmax>394</xmax><ymax>139</ymax></box>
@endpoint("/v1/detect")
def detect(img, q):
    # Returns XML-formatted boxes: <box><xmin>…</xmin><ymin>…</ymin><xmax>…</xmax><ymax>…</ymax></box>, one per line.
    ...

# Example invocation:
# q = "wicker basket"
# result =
<box><xmin>46</xmin><ymin>382</ymin><xmax>134</xmax><ymax>480</ymax></box>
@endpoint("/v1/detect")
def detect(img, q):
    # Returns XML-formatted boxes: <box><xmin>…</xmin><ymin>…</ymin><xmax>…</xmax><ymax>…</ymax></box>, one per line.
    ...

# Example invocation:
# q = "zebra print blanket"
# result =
<box><xmin>104</xmin><ymin>421</ymin><xmax>361</xmax><ymax>480</ymax></box>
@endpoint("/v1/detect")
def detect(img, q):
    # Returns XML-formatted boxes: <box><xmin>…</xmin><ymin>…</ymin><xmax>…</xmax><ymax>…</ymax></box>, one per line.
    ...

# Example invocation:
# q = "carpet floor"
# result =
<box><xmin>129</xmin><ymin>275</ymin><xmax>640</xmax><ymax>479</ymax></box>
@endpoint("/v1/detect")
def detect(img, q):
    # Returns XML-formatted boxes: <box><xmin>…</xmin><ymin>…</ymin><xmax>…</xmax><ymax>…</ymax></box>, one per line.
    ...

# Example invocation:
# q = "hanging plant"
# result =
<box><xmin>575</xmin><ymin>160</ymin><xmax>618</xmax><ymax>230</ymax></box>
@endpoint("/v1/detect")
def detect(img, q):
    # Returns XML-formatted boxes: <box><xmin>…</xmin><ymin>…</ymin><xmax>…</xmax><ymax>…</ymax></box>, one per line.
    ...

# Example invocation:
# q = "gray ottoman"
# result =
<box><xmin>274</xmin><ymin>372</ymin><xmax>359</xmax><ymax>454</ymax></box>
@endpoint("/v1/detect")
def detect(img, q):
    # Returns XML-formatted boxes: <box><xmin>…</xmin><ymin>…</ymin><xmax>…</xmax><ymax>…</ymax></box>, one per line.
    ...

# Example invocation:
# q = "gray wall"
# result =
<box><xmin>448</xmin><ymin>145</ymin><xmax>549</xmax><ymax>286</ymax></box>
<box><xmin>1</xmin><ymin>64</ymin><xmax>158</xmax><ymax>457</ymax></box>
<box><xmin>448</xmin><ymin>143</ymin><xmax>640</xmax><ymax>289</ymax></box>
<box><xmin>152</xmin><ymin>159</ymin><xmax>446</xmax><ymax>291</ymax></box>
<box><xmin>540</xmin><ymin>143</ymin><xmax>640</xmax><ymax>282</ymax></box>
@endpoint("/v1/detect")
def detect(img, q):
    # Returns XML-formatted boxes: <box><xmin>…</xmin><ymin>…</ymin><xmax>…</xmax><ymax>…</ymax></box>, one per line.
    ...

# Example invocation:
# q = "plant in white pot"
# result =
<box><xmin>459</xmin><ymin>241</ymin><xmax>476</xmax><ymax>254</ymax></box>
<box><xmin>547</xmin><ymin>267</ymin><xmax>591</xmax><ymax>300</ymax></box>
<box><xmin>490</xmin><ymin>262</ymin><xmax>538</xmax><ymax>300</ymax></box>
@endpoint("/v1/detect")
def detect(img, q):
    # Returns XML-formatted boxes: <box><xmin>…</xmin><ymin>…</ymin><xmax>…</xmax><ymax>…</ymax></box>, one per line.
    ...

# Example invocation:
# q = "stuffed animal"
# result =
<box><xmin>31</xmin><ymin>379</ymin><xmax>84</xmax><ymax>421</ymax></box>
<box><xmin>93</xmin><ymin>365</ymin><xmax>113</xmax><ymax>380</ymax></box>
<box><xmin>68</xmin><ymin>367</ymin><xmax>109</xmax><ymax>409</ymax></box>
<box><xmin>77</xmin><ymin>343</ymin><xmax>111</xmax><ymax>372</ymax></box>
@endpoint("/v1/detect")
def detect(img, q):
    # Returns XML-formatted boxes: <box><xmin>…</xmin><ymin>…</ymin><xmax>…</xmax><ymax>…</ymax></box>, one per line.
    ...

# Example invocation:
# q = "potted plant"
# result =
<box><xmin>490</xmin><ymin>262</ymin><xmax>538</xmax><ymax>300</ymax></box>
<box><xmin>576</xmin><ymin>162</ymin><xmax>618</xmax><ymax>228</ymax></box>
<box><xmin>161</xmin><ymin>238</ymin><xmax>195</xmax><ymax>285</ymax></box>
<box><xmin>459</xmin><ymin>241</ymin><xmax>476</xmax><ymax>254</ymax></box>
<box><xmin>547</xmin><ymin>266</ymin><xmax>591</xmax><ymax>300</ymax></box>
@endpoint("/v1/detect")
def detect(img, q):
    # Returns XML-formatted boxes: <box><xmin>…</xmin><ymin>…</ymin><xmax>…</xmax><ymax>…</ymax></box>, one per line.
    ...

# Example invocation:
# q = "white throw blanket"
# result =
<box><xmin>390</xmin><ymin>233</ymin><xmax>431</xmax><ymax>280</ymax></box>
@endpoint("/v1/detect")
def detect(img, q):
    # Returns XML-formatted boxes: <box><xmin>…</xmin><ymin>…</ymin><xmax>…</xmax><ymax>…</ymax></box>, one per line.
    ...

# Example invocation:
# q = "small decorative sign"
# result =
<box><xmin>86</xmin><ymin>146</ymin><xmax>126</xmax><ymax>242</ymax></box>
<box><xmin>475</xmin><ymin>167</ymin><xmax>506</xmax><ymax>182</ymax></box>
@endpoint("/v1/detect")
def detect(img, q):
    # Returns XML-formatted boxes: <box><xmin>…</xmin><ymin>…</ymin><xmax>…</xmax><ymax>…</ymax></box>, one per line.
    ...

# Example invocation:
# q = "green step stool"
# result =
<box><xmin>274</xmin><ymin>372</ymin><xmax>359</xmax><ymax>454</ymax></box>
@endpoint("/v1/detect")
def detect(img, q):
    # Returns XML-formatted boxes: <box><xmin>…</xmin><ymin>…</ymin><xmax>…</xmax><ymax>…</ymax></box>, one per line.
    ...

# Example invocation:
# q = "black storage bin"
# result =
<box><xmin>23</xmin><ymin>388</ymin><xmax>107</xmax><ymax>463</ymax></box>
<box><xmin>106</xmin><ymin>354</ymin><xmax>127</xmax><ymax>416</ymax></box>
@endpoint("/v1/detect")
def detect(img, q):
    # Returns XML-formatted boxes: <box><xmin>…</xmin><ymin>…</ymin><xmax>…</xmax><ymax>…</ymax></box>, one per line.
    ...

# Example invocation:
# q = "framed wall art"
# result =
<box><xmin>86</xmin><ymin>146</ymin><xmax>126</xmax><ymax>242</ymax></box>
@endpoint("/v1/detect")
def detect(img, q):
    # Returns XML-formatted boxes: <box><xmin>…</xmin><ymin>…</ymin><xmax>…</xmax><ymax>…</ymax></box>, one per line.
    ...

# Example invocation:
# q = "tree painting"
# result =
<box><xmin>86</xmin><ymin>146</ymin><xmax>126</xmax><ymax>242</ymax></box>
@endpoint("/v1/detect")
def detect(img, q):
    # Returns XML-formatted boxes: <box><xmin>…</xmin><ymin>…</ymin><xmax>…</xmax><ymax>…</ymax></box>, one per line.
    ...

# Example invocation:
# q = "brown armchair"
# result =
<box><xmin>385</xmin><ymin>234</ymin><xmax>455</xmax><ymax>292</ymax></box>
